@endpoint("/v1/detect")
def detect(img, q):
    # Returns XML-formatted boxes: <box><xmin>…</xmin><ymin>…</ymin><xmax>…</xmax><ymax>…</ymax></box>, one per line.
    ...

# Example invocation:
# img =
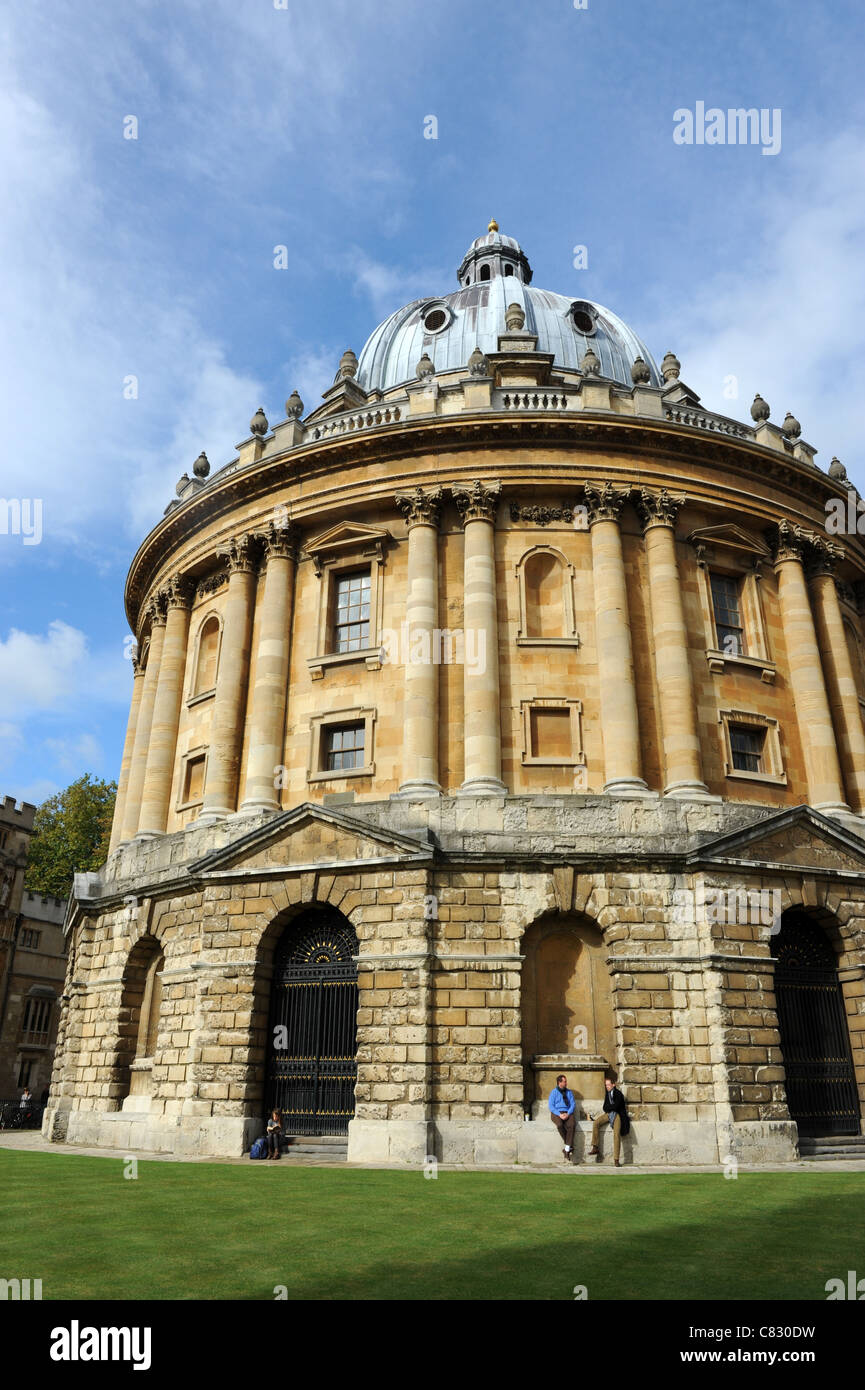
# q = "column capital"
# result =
<box><xmin>395</xmin><ymin>485</ymin><xmax>443</xmax><ymax>529</ymax></box>
<box><xmin>771</xmin><ymin>519</ymin><xmax>812</xmax><ymax>564</ymax></box>
<box><xmin>451</xmin><ymin>480</ymin><xmax>501</xmax><ymax>526</ymax></box>
<box><xmin>805</xmin><ymin>535</ymin><xmax>843</xmax><ymax>579</ymax></box>
<box><xmin>634</xmin><ymin>486</ymin><xmax>686</xmax><ymax>533</ymax></box>
<box><xmin>131</xmin><ymin>652</ymin><xmax>145</xmax><ymax>679</ymax></box>
<box><xmin>255</xmin><ymin>520</ymin><xmax>298</xmax><ymax>561</ymax></box>
<box><xmin>144</xmin><ymin>592</ymin><xmax>167</xmax><ymax>628</ymax></box>
<box><xmin>216</xmin><ymin>532</ymin><xmax>257</xmax><ymax>574</ymax></box>
<box><xmin>161</xmin><ymin>574</ymin><xmax>194</xmax><ymax>611</ymax></box>
<box><xmin>583</xmin><ymin>481</ymin><xmax>630</xmax><ymax>526</ymax></box>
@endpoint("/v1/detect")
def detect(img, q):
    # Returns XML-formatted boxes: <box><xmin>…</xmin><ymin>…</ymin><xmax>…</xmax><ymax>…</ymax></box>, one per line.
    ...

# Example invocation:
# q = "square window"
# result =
<box><xmin>530</xmin><ymin>708</ymin><xmax>573</xmax><ymax>761</ymax></box>
<box><xmin>183</xmin><ymin>754</ymin><xmax>206</xmax><ymax>804</ymax></box>
<box><xmin>729</xmin><ymin>724</ymin><xmax>765</xmax><ymax>773</ymax></box>
<box><xmin>325</xmin><ymin>723</ymin><xmax>365</xmax><ymax>771</ymax></box>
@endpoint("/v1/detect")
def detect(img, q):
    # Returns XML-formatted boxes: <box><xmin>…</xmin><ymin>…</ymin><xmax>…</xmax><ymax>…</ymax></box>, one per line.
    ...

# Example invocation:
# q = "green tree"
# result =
<box><xmin>24</xmin><ymin>774</ymin><xmax>117</xmax><ymax>899</ymax></box>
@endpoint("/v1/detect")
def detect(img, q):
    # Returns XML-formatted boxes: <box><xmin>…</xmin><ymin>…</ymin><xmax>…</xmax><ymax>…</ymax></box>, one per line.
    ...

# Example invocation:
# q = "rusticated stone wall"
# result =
<box><xmin>45</xmin><ymin>797</ymin><xmax>865</xmax><ymax>1166</ymax></box>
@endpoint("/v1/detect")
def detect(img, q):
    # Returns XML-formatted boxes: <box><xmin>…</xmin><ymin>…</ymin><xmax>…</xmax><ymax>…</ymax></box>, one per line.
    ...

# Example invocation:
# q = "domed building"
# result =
<box><xmin>46</xmin><ymin>223</ymin><xmax>865</xmax><ymax>1166</ymax></box>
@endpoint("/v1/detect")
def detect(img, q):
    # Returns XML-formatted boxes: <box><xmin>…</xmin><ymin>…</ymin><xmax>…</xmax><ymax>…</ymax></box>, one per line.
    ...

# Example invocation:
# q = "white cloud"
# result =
<box><xmin>0</xmin><ymin>621</ymin><xmax>130</xmax><ymax>723</ymax></box>
<box><xmin>345</xmin><ymin>249</ymin><xmax>450</xmax><ymax>321</ymax></box>
<box><xmin>43</xmin><ymin>732</ymin><xmax>104</xmax><ymax>774</ymax></box>
<box><xmin>280</xmin><ymin>348</ymin><xmax>339</xmax><ymax>415</ymax></box>
<box><xmin>15</xmin><ymin>778</ymin><xmax>61</xmax><ymax>807</ymax></box>
<box><xmin>647</xmin><ymin>132</ymin><xmax>865</xmax><ymax>489</ymax></box>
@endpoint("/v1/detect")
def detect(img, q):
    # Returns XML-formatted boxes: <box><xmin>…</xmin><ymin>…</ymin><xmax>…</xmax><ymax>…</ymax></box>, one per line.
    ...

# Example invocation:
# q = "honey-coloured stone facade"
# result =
<box><xmin>47</xmin><ymin>227</ymin><xmax>865</xmax><ymax>1165</ymax></box>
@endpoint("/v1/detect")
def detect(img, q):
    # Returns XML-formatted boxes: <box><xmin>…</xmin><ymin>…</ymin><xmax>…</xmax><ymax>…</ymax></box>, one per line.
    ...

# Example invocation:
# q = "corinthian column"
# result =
<box><xmin>110</xmin><ymin>652</ymin><xmax>145</xmax><ymax>851</ymax></box>
<box><xmin>121</xmin><ymin>599</ymin><xmax>166</xmax><ymax>843</ymax></box>
<box><xmin>635</xmin><ymin>488</ymin><xmax>710</xmax><ymax>798</ymax></box>
<box><xmin>198</xmin><ymin>535</ymin><xmax>257</xmax><ymax>820</ymax></box>
<box><xmin>808</xmin><ymin>541</ymin><xmax>865</xmax><ymax>813</ymax></box>
<box><xmin>773</xmin><ymin>522</ymin><xmax>848</xmax><ymax>813</ymax></box>
<box><xmin>585</xmin><ymin>482</ymin><xmax>651</xmax><ymax>796</ymax></box>
<box><xmin>394</xmin><ymin>486</ymin><xmax>443</xmax><ymax>796</ymax></box>
<box><xmin>452</xmin><ymin>481</ymin><xmax>506</xmax><ymax>795</ymax></box>
<box><xmin>137</xmin><ymin>576</ymin><xmax>193</xmax><ymax>837</ymax></box>
<box><xmin>239</xmin><ymin>521</ymin><xmax>298</xmax><ymax>812</ymax></box>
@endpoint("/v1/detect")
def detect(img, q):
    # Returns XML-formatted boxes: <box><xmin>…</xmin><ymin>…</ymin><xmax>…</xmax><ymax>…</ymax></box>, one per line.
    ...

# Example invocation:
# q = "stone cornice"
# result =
<box><xmin>124</xmin><ymin>412</ymin><xmax>865</xmax><ymax>629</ymax></box>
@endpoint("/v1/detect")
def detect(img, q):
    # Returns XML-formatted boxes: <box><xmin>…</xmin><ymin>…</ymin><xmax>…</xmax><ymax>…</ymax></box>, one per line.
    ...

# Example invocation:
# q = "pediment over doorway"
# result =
<box><xmin>188</xmin><ymin>802</ymin><xmax>434</xmax><ymax>877</ymax></box>
<box><xmin>686</xmin><ymin>806</ymin><xmax>865</xmax><ymax>874</ymax></box>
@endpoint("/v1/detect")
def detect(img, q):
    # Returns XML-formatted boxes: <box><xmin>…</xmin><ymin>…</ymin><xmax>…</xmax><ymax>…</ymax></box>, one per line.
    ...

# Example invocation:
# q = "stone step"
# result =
<box><xmin>281</xmin><ymin>1135</ymin><xmax>348</xmax><ymax>1161</ymax></box>
<box><xmin>799</xmin><ymin>1136</ymin><xmax>865</xmax><ymax>1160</ymax></box>
<box><xmin>799</xmin><ymin>1150</ymin><xmax>864</xmax><ymax>1161</ymax></box>
<box><xmin>800</xmin><ymin>1135</ymin><xmax>864</xmax><ymax>1146</ymax></box>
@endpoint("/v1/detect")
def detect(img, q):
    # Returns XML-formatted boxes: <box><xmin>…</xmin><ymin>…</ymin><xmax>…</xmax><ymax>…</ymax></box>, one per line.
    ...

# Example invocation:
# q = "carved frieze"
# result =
<box><xmin>509</xmin><ymin>501</ymin><xmax>577</xmax><ymax>527</ymax></box>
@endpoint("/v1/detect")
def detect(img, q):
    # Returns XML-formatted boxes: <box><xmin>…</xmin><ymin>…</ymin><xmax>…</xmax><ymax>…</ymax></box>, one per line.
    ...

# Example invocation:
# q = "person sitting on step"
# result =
<box><xmin>548</xmin><ymin>1073</ymin><xmax>578</xmax><ymax>1163</ymax></box>
<box><xmin>266</xmin><ymin>1108</ymin><xmax>282</xmax><ymax>1160</ymax></box>
<box><xmin>586</xmin><ymin>1078</ymin><xmax>629</xmax><ymax>1166</ymax></box>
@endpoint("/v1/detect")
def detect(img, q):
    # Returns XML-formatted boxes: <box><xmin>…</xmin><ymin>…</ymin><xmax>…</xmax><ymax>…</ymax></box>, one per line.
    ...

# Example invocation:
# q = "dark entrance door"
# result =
<box><xmin>265</xmin><ymin>909</ymin><xmax>358</xmax><ymax>1136</ymax></box>
<box><xmin>772</xmin><ymin>911</ymin><xmax>859</xmax><ymax>1137</ymax></box>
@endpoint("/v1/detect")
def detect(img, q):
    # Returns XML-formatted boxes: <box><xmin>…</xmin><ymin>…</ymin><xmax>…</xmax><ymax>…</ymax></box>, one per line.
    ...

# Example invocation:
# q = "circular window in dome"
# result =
<box><xmin>571</xmin><ymin>302</ymin><xmax>597</xmax><ymax>336</ymax></box>
<box><xmin>422</xmin><ymin>304</ymin><xmax>450</xmax><ymax>333</ymax></box>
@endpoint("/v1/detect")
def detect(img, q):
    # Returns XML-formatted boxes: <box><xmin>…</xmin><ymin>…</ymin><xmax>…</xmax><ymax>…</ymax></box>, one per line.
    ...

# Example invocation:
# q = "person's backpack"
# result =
<box><xmin>249</xmin><ymin>1136</ymin><xmax>268</xmax><ymax>1160</ymax></box>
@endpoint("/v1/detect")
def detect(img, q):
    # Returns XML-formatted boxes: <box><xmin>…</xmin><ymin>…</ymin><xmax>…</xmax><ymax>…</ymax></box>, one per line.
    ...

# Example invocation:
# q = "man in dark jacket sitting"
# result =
<box><xmin>587</xmin><ymin>1078</ymin><xmax>629</xmax><ymax>1166</ymax></box>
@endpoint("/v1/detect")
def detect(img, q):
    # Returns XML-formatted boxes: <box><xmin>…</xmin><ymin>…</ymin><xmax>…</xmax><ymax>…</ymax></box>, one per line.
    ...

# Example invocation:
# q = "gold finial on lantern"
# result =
<box><xmin>488</xmin><ymin>218</ymin><xmax>499</xmax><ymax>233</ymax></box>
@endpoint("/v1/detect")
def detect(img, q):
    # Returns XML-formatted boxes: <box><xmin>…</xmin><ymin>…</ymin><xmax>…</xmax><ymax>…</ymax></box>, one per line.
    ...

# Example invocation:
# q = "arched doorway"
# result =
<box><xmin>521</xmin><ymin>913</ymin><xmax>616</xmax><ymax>1111</ymax></box>
<box><xmin>772</xmin><ymin>910</ymin><xmax>859</xmax><ymax>1136</ymax></box>
<box><xmin>265</xmin><ymin>906</ymin><xmax>359</xmax><ymax>1136</ymax></box>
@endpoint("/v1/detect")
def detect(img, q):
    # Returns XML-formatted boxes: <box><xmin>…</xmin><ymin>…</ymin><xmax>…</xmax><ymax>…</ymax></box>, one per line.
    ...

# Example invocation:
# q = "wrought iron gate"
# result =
<box><xmin>266</xmin><ymin>911</ymin><xmax>358</xmax><ymax>1136</ymax></box>
<box><xmin>773</xmin><ymin>912</ymin><xmax>860</xmax><ymax>1137</ymax></box>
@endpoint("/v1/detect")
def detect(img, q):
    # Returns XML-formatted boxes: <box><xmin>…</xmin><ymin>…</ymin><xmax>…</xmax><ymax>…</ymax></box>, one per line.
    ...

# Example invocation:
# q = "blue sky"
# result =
<box><xmin>2</xmin><ymin>0</ymin><xmax>865</xmax><ymax>806</ymax></box>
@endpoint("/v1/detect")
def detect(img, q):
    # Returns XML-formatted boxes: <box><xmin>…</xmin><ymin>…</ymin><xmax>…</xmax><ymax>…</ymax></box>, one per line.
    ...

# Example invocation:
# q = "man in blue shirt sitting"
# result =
<box><xmin>548</xmin><ymin>1073</ymin><xmax>577</xmax><ymax>1162</ymax></box>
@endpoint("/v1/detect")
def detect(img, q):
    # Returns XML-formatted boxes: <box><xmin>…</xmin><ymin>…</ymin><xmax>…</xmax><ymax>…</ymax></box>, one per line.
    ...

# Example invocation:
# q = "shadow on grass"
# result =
<box><xmin>1</xmin><ymin>1152</ymin><xmax>862</xmax><ymax>1301</ymax></box>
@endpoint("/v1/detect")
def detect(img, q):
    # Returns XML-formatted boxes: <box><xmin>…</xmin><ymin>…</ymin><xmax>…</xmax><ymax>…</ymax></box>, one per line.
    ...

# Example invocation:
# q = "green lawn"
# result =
<box><xmin>1</xmin><ymin>1150</ymin><xmax>863</xmax><ymax>1300</ymax></box>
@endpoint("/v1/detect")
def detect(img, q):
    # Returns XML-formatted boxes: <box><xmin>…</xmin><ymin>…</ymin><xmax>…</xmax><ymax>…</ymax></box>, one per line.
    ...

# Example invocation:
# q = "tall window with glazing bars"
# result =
<box><xmin>710</xmin><ymin>572</ymin><xmax>745</xmax><ymax>656</ymax></box>
<box><xmin>333</xmin><ymin>570</ymin><xmax>371</xmax><ymax>652</ymax></box>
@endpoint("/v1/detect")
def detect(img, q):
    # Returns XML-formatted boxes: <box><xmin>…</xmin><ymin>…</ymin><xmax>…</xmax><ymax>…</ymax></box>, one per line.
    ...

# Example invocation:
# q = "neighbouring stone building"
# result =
<box><xmin>0</xmin><ymin>892</ymin><xmax>67</xmax><ymax>1098</ymax></box>
<box><xmin>47</xmin><ymin>224</ymin><xmax>865</xmax><ymax>1165</ymax></box>
<box><xmin>0</xmin><ymin>798</ymin><xmax>66</xmax><ymax>1099</ymax></box>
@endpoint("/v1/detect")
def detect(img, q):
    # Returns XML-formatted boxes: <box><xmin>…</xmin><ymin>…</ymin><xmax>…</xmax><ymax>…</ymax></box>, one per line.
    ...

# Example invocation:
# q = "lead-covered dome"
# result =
<box><xmin>356</xmin><ymin>222</ymin><xmax>663</xmax><ymax>393</ymax></box>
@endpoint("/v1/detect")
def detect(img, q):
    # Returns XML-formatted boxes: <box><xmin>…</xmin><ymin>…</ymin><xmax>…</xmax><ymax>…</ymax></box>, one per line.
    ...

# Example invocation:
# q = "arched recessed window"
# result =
<box><xmin>521</xmin><ymin>914</ymin><xmax>616</xmax><ymax>1116</ymax></box>
<box><xmin>116</xmin><ymin>935</ymin><xmax>164</xmax><ymax>1104</ymax></box>
<box><xmin>515</xmin><ymin>546</ymin><xmax>580</xmax><ymax>647</ymax></box>
<box><xmin>479</xmin><ymin>264</ymin><xmax>491</xmax><ymax>282</ymax></box>
<box><xmin>504</xmin><ymin>263</ymin><xmax>514</xmax><ymax>277</ymax></box>
<box><xmin>525</xmin><ymin>551</ymin><xmax>565</xmax><ymax>639</ymax></box>
<box><xmin>140</xmin><ymin>953</ymin><xmax>164</xmax><ymax>1058</ymax></box>
<box><xmin>194</xmin><ymin>615</ymin><xmax>220</xmax><ymax>695</ymax></box>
